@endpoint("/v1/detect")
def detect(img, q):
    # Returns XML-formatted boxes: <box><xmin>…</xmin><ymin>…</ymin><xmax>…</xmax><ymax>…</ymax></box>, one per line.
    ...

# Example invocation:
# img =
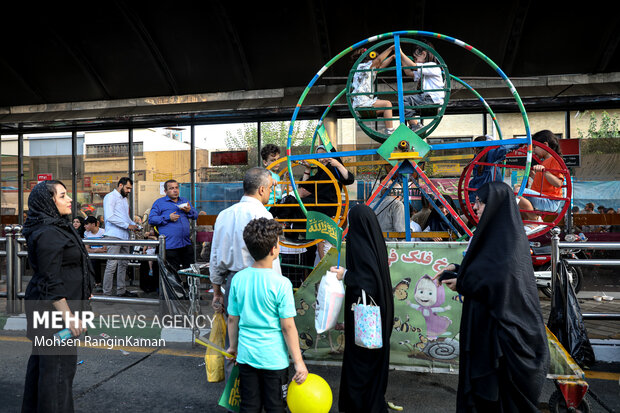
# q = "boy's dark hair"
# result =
<box><xmin>243</xmin><ymin>218</ymin><xmax>283</xmax><ymax>261</ymax></box>
<box><xmin>85</xmin><ymin>216</ymin><xmax>98</xmax><ymax>225</ymax></box>
<box><xmin>532</xmin><ymin>130</ymin><xmax>562</xmax><ymax>155</ymax></box>
<box><xmin>260</xmin><ymin>144</ymin><xmax>280</xmax><ymax>162</ymax></box>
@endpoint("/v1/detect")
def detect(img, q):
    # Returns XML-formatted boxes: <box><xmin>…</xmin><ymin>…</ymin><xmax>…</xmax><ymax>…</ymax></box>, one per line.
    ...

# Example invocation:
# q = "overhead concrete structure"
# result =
<box><xmin>0</xmin><ymin>1</ymin><xmax>619</xmax><ymax>131</ymax></box>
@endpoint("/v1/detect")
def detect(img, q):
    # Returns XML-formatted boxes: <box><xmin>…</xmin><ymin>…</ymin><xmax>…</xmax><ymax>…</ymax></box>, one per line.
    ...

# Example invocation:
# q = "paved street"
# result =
<box><xmin>1</xmin><ymin>266</ymin><xmax>619</xmax><ymax>412</ymax></box>
<box><xmin>1</xmin><ymin>331</ymin><xmax>618</xmax><ymax>413</ymax></box>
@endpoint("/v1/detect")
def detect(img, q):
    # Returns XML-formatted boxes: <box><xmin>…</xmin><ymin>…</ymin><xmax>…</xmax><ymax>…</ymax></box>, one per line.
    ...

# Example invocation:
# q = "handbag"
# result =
<box><xmin>353</xmin><ymin>289</ymin><xmax>383</xmax><ymax>349</ymax></box>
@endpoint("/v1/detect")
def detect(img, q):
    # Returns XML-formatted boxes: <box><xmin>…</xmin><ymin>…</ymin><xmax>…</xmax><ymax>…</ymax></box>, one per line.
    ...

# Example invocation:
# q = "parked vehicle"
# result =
<box><xmin>531</xmin><ymin>234</ymin><xmax>588</xmax><ymax>298</ymax></box>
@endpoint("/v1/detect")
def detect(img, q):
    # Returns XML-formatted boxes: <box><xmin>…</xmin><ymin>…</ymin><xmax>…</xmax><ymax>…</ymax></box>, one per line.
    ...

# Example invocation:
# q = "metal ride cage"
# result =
<box><xmin>266</xmin><ymin>157</ymin><xmax>350</xmax><ymax>249</ymax></box>
<box><xmin>284</xmin><ymin>31</ymin><xmax>534</xmax><ymax>244</ymax></box>
<box><xmin>459</xmin><ymin>141</ymin><xmax>572</xmax><ymax>239</ymax></box>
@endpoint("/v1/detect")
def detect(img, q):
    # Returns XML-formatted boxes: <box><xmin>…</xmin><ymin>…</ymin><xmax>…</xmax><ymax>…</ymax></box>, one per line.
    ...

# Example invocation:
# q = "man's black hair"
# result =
<box><xmin>243</xmin><ymin>218</ymin><xmax>283</xmax><ymax>261</ymax></box>
<box><xmin>118</xmin><ymin>177</ymin><xmax>133</xmax><ymax>186</ymax></box>
<box><xmin>164</xmin><ymin>179</ymin><xmax>178</xmax><ymax>191</ymax></box>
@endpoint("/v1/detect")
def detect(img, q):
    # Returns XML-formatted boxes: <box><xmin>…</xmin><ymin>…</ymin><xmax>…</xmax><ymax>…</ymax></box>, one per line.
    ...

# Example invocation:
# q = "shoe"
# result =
<box><xmin>117</xmin><ymin>291</ymin><xmax>138</xmax><ymax>297</ymax></box>
<box><xmin>148</xmin><ymin>269</ymin><xmax>153</xmax><ymax>276</ymax></box>
<box><xmin>409</xmin><ymin>123</ymin><xmax>422</xmax><ymax>132</ymax></box>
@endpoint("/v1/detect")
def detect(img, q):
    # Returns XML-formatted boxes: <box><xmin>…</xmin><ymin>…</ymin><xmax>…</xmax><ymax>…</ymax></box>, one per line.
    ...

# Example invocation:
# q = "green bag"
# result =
<box><xmin>218</xmin><ymin>364</ymin><xmax>241</xmax><ymax>412</ymax></box>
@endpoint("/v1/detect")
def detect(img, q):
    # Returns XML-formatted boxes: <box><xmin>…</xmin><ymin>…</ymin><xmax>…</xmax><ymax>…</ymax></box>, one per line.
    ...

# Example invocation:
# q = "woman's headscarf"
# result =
<box><xmin>425</xmin><ymin>196</ymin><xmax>459</xmax><ymax>232</ymax></box>
<box><xmin>345</xmin><ymin>204</ymin><xmax>394</xmax><ymax>343</ymax></box>
<box><xmin>74</xmin><ymin>216</ymin><xmax>86</xmax><ymax>238</ymax></box>
<box><xmin>23</xmin><ymin>181</ymin><xmax>92</xmax><ymax>299</ymax></box>
<box><xmin>23</xmin><ymin>181</ymin><xmax>71</xmax><ymax>237</ymax></box>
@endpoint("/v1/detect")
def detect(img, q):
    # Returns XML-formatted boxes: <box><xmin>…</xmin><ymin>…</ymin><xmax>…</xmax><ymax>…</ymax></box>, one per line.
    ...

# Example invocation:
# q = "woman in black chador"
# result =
<box><xmin>22</xmin><ymin>180</ymin><xmax>93</xmax><ymax>413</ymax></box>
<box><xmin>331</xmin><ymin>204</ymin><xmax>394</xmax><ymax>413</ymax></box>
<box><xmin>437</xmin><ymin>181</ymin><xmax>549</xmax><ymax>412</ymax></box>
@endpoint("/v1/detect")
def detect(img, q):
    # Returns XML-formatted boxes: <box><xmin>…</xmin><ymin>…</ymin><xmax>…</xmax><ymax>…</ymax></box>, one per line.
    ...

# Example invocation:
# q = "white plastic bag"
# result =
<box><xmin>314</xmin><ymin>270</ymin><xmax>345</xmax><ymax>334</ymax></box>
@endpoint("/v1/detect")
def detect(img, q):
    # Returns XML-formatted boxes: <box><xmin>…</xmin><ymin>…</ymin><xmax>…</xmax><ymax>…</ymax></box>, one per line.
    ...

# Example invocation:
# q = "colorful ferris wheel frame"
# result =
<box><xmin>286</xmin><ymin>30</ymin><xmax>533</xmax><ymax>228</ymax></box>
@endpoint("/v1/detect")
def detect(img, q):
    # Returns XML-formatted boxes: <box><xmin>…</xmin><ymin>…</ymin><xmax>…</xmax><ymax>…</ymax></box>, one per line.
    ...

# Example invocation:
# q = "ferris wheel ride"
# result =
<box><xmin>274</xmin><ymin>30</ymin><xmax>568</xmax><ymax>245</ymax></box>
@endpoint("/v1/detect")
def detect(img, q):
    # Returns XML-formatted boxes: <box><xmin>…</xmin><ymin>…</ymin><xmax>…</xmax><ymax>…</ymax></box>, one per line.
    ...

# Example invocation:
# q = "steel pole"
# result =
<box><xmin>13</xmin><ymin>225</ymin><xmax>24</xmax><ymax>313</ymax></box>
<box><xmin>5</xmin><ymin>226</ymin><xmax>15</xmax><ymax>313</ymax></box>
<box><xmin>550</xmin><ymin>227</ymin><xmax>561</xmax><ymax>306</ymax></box>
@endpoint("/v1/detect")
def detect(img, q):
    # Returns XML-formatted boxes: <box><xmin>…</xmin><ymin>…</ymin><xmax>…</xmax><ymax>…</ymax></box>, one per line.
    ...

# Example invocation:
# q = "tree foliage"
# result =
<box><xmin>577</xmin><ymin>111</ymin><xmax>619</xmax><ymax>139</ymax></box>
<box><xmin>225</xmin><ymin>121</ymin><xmax>318</xmax><ymax>150</ymax></box>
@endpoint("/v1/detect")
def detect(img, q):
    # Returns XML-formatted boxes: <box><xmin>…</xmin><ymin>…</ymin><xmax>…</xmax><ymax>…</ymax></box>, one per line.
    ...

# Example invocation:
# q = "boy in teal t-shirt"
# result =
<box><xmin>226</xmin><ymin>218</ymin><xmax>308</xmax><ymax>411</ymax></box>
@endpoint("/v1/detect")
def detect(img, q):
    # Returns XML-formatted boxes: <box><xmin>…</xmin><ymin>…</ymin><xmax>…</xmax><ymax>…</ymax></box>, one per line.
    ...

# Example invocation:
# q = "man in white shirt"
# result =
<box><xmin>102</xmin><ymin>177</ymin><xmax>139</xmax><ymax>297</ymax></box>
<box><xmin>209</xmin><ymin>167</ymin><xmax>281</xmax><ymax>393</ymax></box>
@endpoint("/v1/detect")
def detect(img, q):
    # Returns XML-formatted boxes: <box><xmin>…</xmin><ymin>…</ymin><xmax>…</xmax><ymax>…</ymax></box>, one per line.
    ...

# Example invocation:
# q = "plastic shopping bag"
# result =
<box><xmin>353</xmin><ymin>290</ymin><xmax>383</xmax><ymax>349</ymax></box>
<box><xmin>206</xmin><ymin>312</ymin><xmax>226</xmax><ymax>382</ymax></box>
<box><xmin>547</xmin><ymin>260</ymin><xmax>595</xmax><ymax>368</ymax></box>
<box><xmin>314</xmin><ymin>270</ymin><xmax>345</xmax><ymax>334</ymax></box>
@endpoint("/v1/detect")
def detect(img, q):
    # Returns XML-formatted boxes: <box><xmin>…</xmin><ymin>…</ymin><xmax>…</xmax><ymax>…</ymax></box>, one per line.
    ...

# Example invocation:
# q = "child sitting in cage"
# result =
<box><xmin>350</xmin><ymin>45</ymin><xmax>396</xmax><ymax>134</ymax></box>
<box><xmin>517</xmin><ymin>130</ymin><xmax>565</xmax><ymax>230</ymax></box>
<box><xmin>399</xmin><ymin>41</ymin><xmax>445</xmax><ymax>131</ymax></box>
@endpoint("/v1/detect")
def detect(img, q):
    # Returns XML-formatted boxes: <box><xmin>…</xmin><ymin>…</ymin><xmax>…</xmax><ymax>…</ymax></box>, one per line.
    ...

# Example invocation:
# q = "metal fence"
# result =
<box><xmin>550</xmin><ymin>227</ymin><xmax>620</xmax><ymax>321</ymax></box>
<box><xmin>1</xmin><ymin>225</ymin><xmax>167</xmax><ymax>313</ymax></box>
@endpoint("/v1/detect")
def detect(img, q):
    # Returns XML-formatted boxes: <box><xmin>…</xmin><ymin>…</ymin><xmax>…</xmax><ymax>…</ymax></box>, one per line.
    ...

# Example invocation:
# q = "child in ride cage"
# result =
<box><xmin>399</xmin><ymin>41</ymin><xmax>445</xmax><ymax>131</ymax></box>
<box><xmin>518</xmin><ymin>130</ymin><xmax>565</xmax><ymax>230</ymax></box>
<box><xmin>350</xmin><ymin>45</ymin><xmax>396</xmax><ymax>134</ymax></box>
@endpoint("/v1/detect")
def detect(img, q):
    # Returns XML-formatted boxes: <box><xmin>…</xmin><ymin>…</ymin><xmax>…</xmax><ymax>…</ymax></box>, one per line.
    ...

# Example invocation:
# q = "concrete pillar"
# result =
<box><xmin>324</xmin><ymin>114</ymin><xmax>338</xmax><ymax>147</ymax></box>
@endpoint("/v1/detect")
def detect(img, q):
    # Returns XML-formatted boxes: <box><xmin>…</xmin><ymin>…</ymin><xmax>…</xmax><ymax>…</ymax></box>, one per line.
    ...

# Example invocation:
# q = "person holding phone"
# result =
<box><xmin>22</xmin><ymin>181</ymin><xmax>94</xmax><ymax>412</ymax></box>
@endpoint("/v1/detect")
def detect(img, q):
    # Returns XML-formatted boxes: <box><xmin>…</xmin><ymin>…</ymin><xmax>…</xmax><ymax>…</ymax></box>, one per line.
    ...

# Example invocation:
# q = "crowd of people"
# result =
<box><xmin>20</xmin><ymin>132</ymin><xmax>596</xmax><ymax>412</ymax></box>
<box><xmin>572</xmin><ymin>202</ymin><xmax>620</xmax><ymax>233</ymax></box>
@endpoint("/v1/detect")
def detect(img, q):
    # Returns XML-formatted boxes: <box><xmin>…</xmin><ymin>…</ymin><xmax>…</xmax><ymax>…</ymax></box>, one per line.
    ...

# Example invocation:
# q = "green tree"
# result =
<box><xmin>225</xmin><ymin>120</ymin><xmax>318</xmax><ymax>150</ymax></box>
<box><xmin>215</xmin><ymin>120</ymin><xmax>319</xmax><ymax>181</ymax></box>
<box><xmin>577</xmin><ymin>111</ymin><xmax>620</xmax><ymax>139</ymax></box>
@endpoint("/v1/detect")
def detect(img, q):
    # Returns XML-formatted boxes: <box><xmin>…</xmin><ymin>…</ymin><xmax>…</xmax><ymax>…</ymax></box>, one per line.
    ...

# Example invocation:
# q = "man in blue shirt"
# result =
<box><xmin>149</xmin><ymin>179</ymin><xmax>198</xmax><ymax>272</ymax></box>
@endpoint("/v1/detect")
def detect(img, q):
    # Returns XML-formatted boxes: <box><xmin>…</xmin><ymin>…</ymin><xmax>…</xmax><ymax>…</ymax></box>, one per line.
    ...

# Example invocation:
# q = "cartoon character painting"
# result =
<box><xmin>406</xmin><ymin>274</ymin><xmax>452</xmax><ymax>340</ymax></box>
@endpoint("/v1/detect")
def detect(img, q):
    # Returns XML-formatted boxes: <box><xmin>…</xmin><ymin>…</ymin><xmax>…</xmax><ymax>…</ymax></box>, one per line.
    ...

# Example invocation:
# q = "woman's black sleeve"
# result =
<box><xmin>340</xmin><ymin>168</ymin><xmax>355</xmax><ymax>185</ymax></box>
<box><xmin>33</xmin><ymin>230</ymin><xmax>68</xmax><ymax>302</ymax></box>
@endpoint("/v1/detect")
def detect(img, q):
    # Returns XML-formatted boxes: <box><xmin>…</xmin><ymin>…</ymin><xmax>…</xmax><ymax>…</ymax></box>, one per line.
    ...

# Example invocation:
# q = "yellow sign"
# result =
<box><xmin>91</xmin><ymin>175</ymin><xmax>117</xmax><ymax>184</ymax></box>
<box><xmin>153</xmin><ymin>173</ymin><xmax>173</xmax><ymax>182</ymax></box>
<box><xmin>431</xmin><ymin>163</ymin><xmax>461</xmax><ymax>175</ymax></box>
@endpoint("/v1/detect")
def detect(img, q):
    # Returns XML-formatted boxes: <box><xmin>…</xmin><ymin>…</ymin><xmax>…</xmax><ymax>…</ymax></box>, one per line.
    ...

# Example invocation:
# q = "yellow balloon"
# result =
<box><xmin>287</xmin><ymin>373</ymin><xmax>333</xmax><ymax>413</ymax></box>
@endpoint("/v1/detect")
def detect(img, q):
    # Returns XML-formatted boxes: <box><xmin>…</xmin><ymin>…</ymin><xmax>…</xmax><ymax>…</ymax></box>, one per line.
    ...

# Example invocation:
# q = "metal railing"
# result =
<box><xmin>2</xmin><ymin>224</ymin><xmax>167</xmax><ymax>313</ymax></box>
<box><xmin>551</xmin><ymin>227</ymin><xmax>620</xmax><ymax>320</ymax></box>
